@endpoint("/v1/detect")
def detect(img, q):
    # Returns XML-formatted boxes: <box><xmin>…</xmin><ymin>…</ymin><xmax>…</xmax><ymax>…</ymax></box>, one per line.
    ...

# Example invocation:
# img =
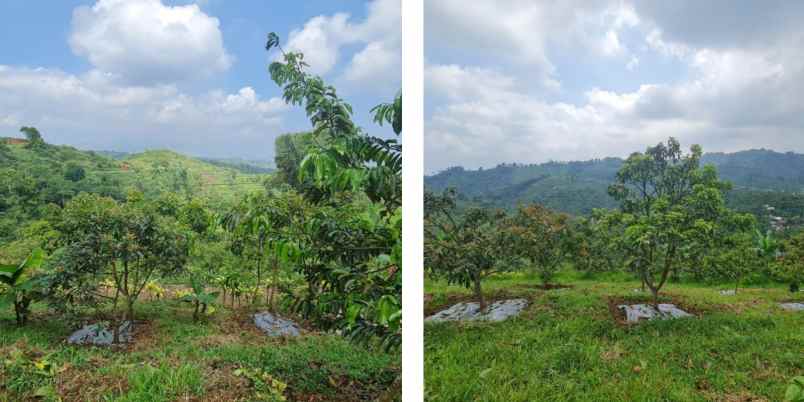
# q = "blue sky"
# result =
<box><xmin>424</xmin><ymin>1</ymin><xmax>804</xmax><ymax>172</ymax></box>
<box><xmin>0</xmin><ymin>0</ymin><xmax>399</xmax><ymax>162</ymax></box>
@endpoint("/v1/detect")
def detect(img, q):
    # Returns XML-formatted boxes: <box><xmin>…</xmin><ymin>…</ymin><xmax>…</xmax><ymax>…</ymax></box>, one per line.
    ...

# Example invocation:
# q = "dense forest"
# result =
<box><xmin>425</xmin><ymin>149</ymin><xmax>804</xmax><ymax>231</ymax></box>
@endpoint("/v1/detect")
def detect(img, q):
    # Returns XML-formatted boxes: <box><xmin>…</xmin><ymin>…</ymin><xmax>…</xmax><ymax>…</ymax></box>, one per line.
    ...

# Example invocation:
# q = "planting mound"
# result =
<box><xmin>67</xmin><ymin>321</ymin><xmax>134</xmax><ymax>345</ymax></box>
<box><xmin>618</xmin><ymin>304</ymin><xmax>693</xmax><ymax>323</ymax></box>
<box><xmin>779</xmin><ymin>302</ymin><xmax>804</xmax><ymax>311</ymax></box>
<box><xmin>253</xmin><ymin>312</ymin><xmax>301</xmax><ymax>337</ymax></box>
<box><xmin>425</xmin><ymin>299</ymin><xmax>528</xmax><ymax>323</ymax></box>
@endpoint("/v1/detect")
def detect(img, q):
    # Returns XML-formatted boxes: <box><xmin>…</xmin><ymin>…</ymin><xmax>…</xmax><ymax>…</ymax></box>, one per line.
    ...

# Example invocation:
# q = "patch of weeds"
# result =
<box><xmin>787</xmin><ymin>376</ymin><xmax>804</xmax><ymax>402</ymax></box>
<box><xmin>255</xmin><ymin>337</ymin><xmax>398</xmax><ymax>399</ymax></box>
<box><xmin>234</xmin><ymin>366</ymin><xmax>288</xmax><ymax>401</ymax></box>
<box><xmin>0</xmin><ymin>342</ymin><xmax>63</xmax><ymax>401</ymax></box>
<box><xmin>113</xmin><ymin>362</ymin><xmax>203</xmax><ymax>402</ymax></box>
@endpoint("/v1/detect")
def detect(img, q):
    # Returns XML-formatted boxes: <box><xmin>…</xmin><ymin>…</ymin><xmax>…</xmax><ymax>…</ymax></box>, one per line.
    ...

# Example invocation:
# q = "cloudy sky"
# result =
<box><xmin>424</xmin><ymin>0</ymin><xmax>804</xmax><ymax>173</ymax></box>
<box><xmin>0</xmin><ymin>0</ymin><xmax>399</xmax><ymax>161</ymax></box>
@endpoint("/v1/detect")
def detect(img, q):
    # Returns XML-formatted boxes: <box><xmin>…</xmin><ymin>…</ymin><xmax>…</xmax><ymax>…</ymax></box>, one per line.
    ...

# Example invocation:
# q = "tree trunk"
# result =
<box><xmin>112</xmin><ymin>287</ymin><xmax>120</xmax><ymax>309</ymax></box>
<box><xmin>193</xmin><ymin>301</ymin><xmax>200</xmax><ymax>322</ymax></box>
<box><xmin>650</xmin><ymin>286</ymin><xmax>659</xmax><ymax>306</ymax></box>
<box><xmin>473</xmin><ymin>277</ymin><xmax>486</xmax><ymax>311</ymax></box>
<box><xmin>126</xmin><ymin>298</ymin><xmax>135</xmax><ymax>322</ymax></box>
<box><xmin>15</xmin><ymin>300</ymin><xmax>24</xmax><ymax>326</ymax></box>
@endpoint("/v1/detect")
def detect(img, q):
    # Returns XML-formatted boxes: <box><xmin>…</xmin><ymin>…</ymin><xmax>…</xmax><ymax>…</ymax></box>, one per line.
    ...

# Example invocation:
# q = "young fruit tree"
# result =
<box><xmin>55</xmin><ymin>193</ymin><xmax>189</xmax><ymax>321</ymax></box>
<box><xmin>571</xmin><ymin>209</ymin><xmax>629</xmax><ymax>275</ymax></box>
<box><xmin>180</xmin><ymin>276</ymin><xmax>220</xmax><ymax>322</ymax></box>
<box><xmin>607</xmin><ymin>137</ymin><xmax>739</xmax><ymax>304</ymax></box>
<box><xmin>425</xmin><ymin>190</ymin><xmax>519</xmax><ymax>310</ymax></box>
<box><xmin>509</xmin><ymin>204</ymin><xmax>571</xmax><ymax>287</ymax></box>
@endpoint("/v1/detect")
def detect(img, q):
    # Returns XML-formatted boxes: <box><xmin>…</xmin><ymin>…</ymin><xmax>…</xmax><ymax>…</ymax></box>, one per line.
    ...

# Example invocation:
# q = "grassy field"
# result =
<box><xmin>0</xmin><ymin>297</ymin><xmax>399</xmax><ymax>401</ymax></box>
<box><xmin>424</xmin><ymin>271</ymin><xmax>803</xmax><ymax>402</ymax></box>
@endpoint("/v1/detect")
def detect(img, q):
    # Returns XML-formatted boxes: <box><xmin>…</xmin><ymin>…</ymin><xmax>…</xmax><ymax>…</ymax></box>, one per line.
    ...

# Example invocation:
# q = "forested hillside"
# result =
<box><xmin>425</xmin><ymin>149</ymin><xmax>804</xmax><ymax>229</ymax></box>
<box><xmin>0</xmin><ymin>135</ymin><xmax>268</xmax><ymax>245</ymax></box>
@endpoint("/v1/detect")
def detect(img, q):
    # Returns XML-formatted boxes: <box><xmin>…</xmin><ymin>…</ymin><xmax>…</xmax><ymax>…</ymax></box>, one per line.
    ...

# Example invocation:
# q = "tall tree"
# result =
<box><xmin>20</xmin><ymin>126</ymin><xmax>45</xmax><ymax>150</ymax></box>
<box><xmin>261</xmin><ymin>33</ymin><xmax>402</xmax><ymax>349</ymax></box>
<box><xmin>608</xmin><ymin>138</ymin><xmax>735</xmax><ymax>304</ymax></box>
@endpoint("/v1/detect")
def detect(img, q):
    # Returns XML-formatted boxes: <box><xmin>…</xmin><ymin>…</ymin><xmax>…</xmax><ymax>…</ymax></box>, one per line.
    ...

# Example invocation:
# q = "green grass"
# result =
<box><xmin>424</xmin><ymin>271</ymin><xmax>804</xmax><ymax>402</ymax></box>
<box><xmin>0</xmin><ymin>298</ymin><xmax>399</xmax><ymax>401</ymax></box>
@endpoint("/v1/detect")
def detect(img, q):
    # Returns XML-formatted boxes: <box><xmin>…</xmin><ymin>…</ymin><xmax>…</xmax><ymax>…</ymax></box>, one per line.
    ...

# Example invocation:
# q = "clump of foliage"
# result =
<box><xmin>180</xmin><ymin>276</ymin><xmax>220</xmax><ymax>322</ymax></box>
<box><xmin>234</xmin><ymin>366</ymin><xmax>288</xmax><ymax>402</ymax></box>
<box><xmin>509</xmin><ymin>204</ymin><xmax>571</xmax><ymax>286</ymax></box>
<box><xmin>63</xmin><ymin>163</ymin><xmax>86</xmax><ymax>182</ymax></box>
<box><xmin>262</xmin><ymin>33</ymin><xmax>402</xmax><ymax>350</ymax></box>
<box><xmin>570</xmin><ymin>209</ymin><xmax>629</xmax><ymax>274</ymax></box>
<box><xmin>20</xmin><ymin>127</ymin><xmax>45</xmax><ymax>150</ymax></box>
<box><xmin>1</xmin><ymin>344</ymin><xmax>61</xmax><ymax>400</ymax></box>
<box><xmin>777</xmin><ymin>230</ymin><xmax>804</xmax><ymax>292</ymax></box>
<box><xmin>0</xmin><ymin>249</ymin><xmax>45</xmax><ymax>325</ymax></box>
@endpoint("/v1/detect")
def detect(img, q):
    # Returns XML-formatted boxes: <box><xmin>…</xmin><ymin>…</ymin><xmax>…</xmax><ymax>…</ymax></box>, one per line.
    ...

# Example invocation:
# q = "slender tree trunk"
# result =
<box><xmin>15</xmin><ymin>300</ymin><xmax>24</xmax><ymax>326</ymax></box>
<box><xmin>473</xmin><ymin>277</ymin><xmax>486</xmax><ymax>311</ymax></box>
<box><xmin>126</xmin><ymin>298</ymin><xmax>135</xmax><ymax>322</ymax></box>
<box><xmin>268</xmin><ymin>254</ymin><xmax>279</xmax><ymax>310</ymax></box>
<box><xmin>112</xmin><ymin>287</ymin><xmax>120</xmax><ymax>309</ymax></box>
<box><xmin>193</xmin><ymin>301</ymin><xmax>200</xmax><ymax>322</ymax></box>
<box><xmin>255</xmin><ymin>243</ymin><xmax>263</xmax><ymax>305</ymax></box>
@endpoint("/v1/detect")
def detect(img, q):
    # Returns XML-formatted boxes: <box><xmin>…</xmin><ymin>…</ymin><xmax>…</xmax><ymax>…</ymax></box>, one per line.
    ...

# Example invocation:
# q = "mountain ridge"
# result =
<box><xmin>425</xmin><ymin>149</ymin><xmax>804</xmax><ymax>229</ymax></box>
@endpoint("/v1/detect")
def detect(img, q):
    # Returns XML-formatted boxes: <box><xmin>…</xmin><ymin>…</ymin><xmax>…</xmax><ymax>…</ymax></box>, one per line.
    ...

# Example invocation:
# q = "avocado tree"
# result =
<box><xmin>608</xmin><ymin>138</ymin><xmax>736</xmax><ymax>304</ymax></box>
<box><xmin>0</xmin><ymin>249</ymin><xmax>45</xmax><ymax>325</ymax></box>
<box><xmin>509</xmin><ymin>204</ymin><xmax>571</xmax><ymax>287</ymax></box>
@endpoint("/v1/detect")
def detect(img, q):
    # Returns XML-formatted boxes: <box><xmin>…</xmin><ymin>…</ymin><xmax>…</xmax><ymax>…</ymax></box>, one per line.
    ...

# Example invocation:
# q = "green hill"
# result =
<box><xmin>119</xmin><ymin>150</ymin><xmax>268</xmax><ymax>204</ymax></box>
<box><xmin>425</xmin><ymin>149</ymin><xmax>804</xmax><ymax>229</ymax></box>
<box><xmin>0</xmin><ymin>138</ymin><xmax>270</xmax><ymax>242</ymax></box>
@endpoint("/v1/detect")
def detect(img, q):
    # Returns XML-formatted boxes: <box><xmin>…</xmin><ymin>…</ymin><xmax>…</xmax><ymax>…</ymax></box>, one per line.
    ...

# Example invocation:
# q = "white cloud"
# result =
<box><xmin>0</xmin><ymin>66</ymin><xmax>287</xmax><ymax>159</ymax></box>
<box><xmin>70</xmin><ymin>0</ymin><xmax>232</xmax><ymax>85</ymax></box>
<box><xmin>626</xmin><ymin>56</ymin><xmax>639</xmax><ymax>70</ymax></box>
<box><xmin>425</xmin><ymin>1</ymin><xmax>804</xmax><ymax>172</ymax></box>
<box><xmin>283</xmin><ymin>0</ymin><xmax>400</xmax><ymax>87</ymax></box>
<box><xmin>600</xmin><ymin>30</ymin><xmax>624</xmax><ymax>56</ymax></box>
<box><xmin>426</xmin><ymin>64</ymin><xmax>518</xmax><ymax>102</ymax></box>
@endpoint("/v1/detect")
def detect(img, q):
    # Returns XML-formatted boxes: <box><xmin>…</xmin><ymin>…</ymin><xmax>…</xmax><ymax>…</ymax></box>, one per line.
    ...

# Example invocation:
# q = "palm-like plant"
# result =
<box><xmin>180</xmin><ymin>276</ymin><xmax>220</xmax><ymax>322</ymax></box>
<box><xmin>0</xmin><ymin>249</ymin><xmax>45</xmax><ymax>325</ymax></box>
<box><xmin>755</xmin><ymin>229</ymin><xmax>779</xmax><ymax>269</ymax></box>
